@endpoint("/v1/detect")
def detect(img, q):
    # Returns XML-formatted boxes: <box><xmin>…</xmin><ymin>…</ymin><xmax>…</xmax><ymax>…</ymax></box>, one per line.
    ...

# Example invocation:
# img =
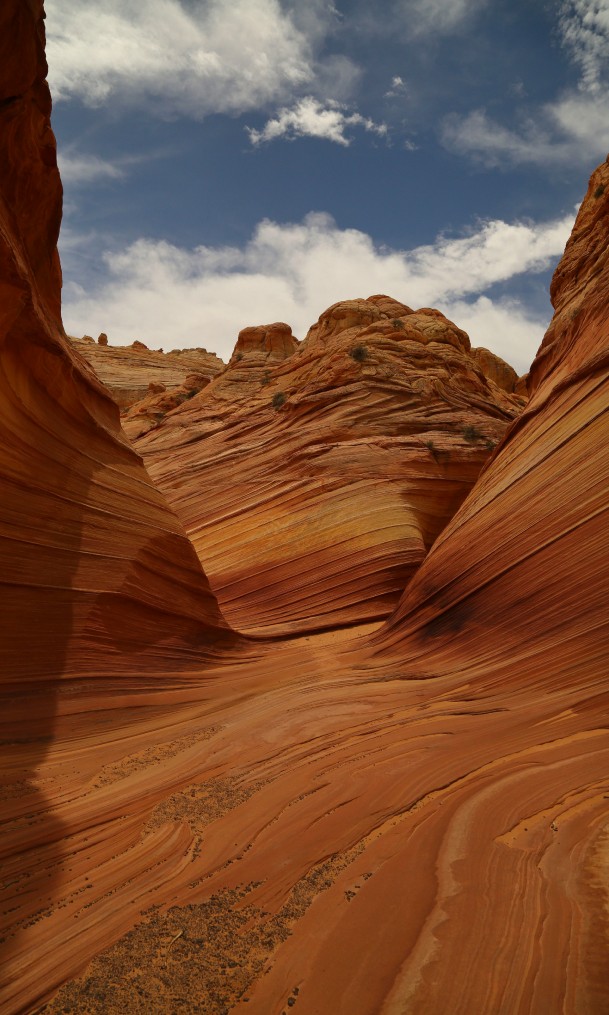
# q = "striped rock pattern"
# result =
<box><xmin>2</xmin><ymin>6</ymin><xmax>609</xmax><ymax>1014</ymax></box>
<box><xmin>136</xmin><ymin>302</ymin><xmax>523</xmax><ymax>634</ymax></box>
<box><xmin>0</xmin><ymin>4</ymin><xmax>233</xmax><ymax>689</ymax></box>
<box><xmin>29</xmin><ymin>160</ymin><xmax>608</xmax><ymax>1015</ymax></box>
<box><xmin>71</xmin><ymin>335</ymin><xmax>225</xmax><ymax>411</ymax></box>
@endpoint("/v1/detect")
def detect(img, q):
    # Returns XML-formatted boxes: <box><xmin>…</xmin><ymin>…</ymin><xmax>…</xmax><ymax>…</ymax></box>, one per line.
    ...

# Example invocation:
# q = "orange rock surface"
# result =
<box><xmin>70</xmin><ymin>335</ymin><xmax>224</xmax><ymax>409</ymax></box>
<box><xmin>135</xmin><ymin>300</ymin><xmax>523</xmax><ymax>634</ymax></box>
<box><xmin>471</xmin><ymin>343</ymin><xmax>519</xmax><ymax>391</ymax></box>
<box><xmin>0</xmin><ymin>5</ymin><xmax>234</xmax><ymax>684</ymax></box>
<box><xmin>2</xmin><ymin>7</ymin><xmax>609</xmax><ymax>1015</ymax></box>
<box><xmin>122</xmin><ymin>371</ymin><xmax>213</xmax><ymax>440</ymax></box>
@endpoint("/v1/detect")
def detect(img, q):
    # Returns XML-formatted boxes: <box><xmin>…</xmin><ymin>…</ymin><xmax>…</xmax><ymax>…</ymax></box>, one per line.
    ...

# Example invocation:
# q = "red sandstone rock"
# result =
<box><xmin>122</xmin><ymin>372</ymin><xmax>212</xmax><ymax>439</ymax></box>
<box><xmin>70</xmin><ymin>335</ymin><xmax>225</xmax><ymax>409</ymax></box>
<box><xmin>471</xmin><ymin>344</ymin><xmax>519</xmax><ymax>392</ymax></box>
<box><xmin>0</xmin><ymin>2</ymin><xmax>233</xmax><ymax>687</ymax></box>
<box><xmin>2</xmin><ymin>9</ymin><xmax>609</xmax><ymax>1015</ymax></box>
<box><xmin>515</xmin><ymin>371</ymin><xmax>529</xmax><ymax>395</ymax></box>
<box><xmin>355</xmin><ymin>156</ymin><xmax>609</xmax><ymax>1013</ymax></box>
<box><xmin>34</xmin><ymin>161</ymin><xmax>608</xmax><ymax>1015</ymax></box>
<box><xmin>231</xmin><ymin>320</ymin><xmax>299</xmax><ymax>362</ymax></box>
<box><xmin>135</xmin><ymin>297</ymin><xmax>522</xmax><ymax>634</ymax></box>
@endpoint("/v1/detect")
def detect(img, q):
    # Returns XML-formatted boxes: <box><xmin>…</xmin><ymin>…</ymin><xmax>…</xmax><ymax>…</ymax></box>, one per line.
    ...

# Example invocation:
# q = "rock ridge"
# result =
<box><xmin>134</xmin><ymin>294</ymin><xmax>524</xmax><ymax>635</ymax></box>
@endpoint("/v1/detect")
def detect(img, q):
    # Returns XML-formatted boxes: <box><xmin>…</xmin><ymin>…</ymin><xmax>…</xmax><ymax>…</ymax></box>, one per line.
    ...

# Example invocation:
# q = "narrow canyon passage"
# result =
<box><xmin>2</xmin><ymin>5</ymin><xmax>609</xmax><ymax>1013</ymax></box>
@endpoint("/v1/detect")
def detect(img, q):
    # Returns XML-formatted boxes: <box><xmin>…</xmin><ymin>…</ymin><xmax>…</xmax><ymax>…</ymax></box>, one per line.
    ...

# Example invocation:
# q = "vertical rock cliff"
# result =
<box><xmin>376</xmin><ymin>157</ymin><xmax>609</xmax><ymax>676</ymax></box>
<box><xmin>0</xmin><ymin>0</ymin><xmax>232</xmax><ymax>691</ymax></box>
<box><xmin>0</xmin><ymin>9</ymin><xmax>238</xmax><ymax>1009</ymax></box>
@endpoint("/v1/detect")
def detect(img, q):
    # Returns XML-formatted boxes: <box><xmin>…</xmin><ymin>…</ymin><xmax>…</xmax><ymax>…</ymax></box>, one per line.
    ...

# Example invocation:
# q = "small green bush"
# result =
<box><xmin>186</xmin><ymin>388</ymin><xmax>198</xmax><ymax>399</ymax></box>
<box><xmin>391</xmin><ymin>319</ymin><xmax>405</xmax><ymax>330</ymax></box>
<box><xmin>350</xmin><ymin>344</ymin><xmax>368</xmax><ymax>362</ymax></box>
<box><xmin>261</xmin><ymin>371</ymin><xmax>271</xmax><ymax>386</ymax></box>
<box><xmin>272</xmin><ymin>391</ymin><xmax>286</xmax><ymax>409</ymax></box>
<box><xmin>424</xmin><ymin>439</ymin><xmax>436</xmax><ymax>453</ymax></box>
<box><xmin>462</xmin><ymin>424</ymin><xmax>485</xmax><ymax>443</ymax></box>
<box><xmin>594</xmin><ymin>184</ymin><xmax>605</xmax><ymax>199</ymax></box>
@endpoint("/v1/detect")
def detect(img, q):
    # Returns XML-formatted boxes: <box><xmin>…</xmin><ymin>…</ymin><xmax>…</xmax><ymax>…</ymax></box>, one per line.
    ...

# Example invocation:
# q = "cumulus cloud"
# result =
<box><xmin>444</xmin><ymin>296</ymin><xmax>546</xmax><ymax>373</ymax></box>
<box><xmin>61</xmin><ymin>210</ymin><xmax>573</xmax><ymax>372</ymax></box>
<box><xmin>45</xmin><ymin>0</ymin><xmax>344</xmax><ymax>117</ymax></box>
<box><xmin>441</xmin><ymin>0</ymin><xmax>609</xmax><ymax>167</ymax></box>
<box><xmin>246</xmin><ymin>97</ymin><xmax>387</xmax><ymax>146</ymax></box>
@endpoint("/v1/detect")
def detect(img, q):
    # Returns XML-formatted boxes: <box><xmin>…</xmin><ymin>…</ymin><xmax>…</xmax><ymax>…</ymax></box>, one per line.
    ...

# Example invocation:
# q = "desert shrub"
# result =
<box><xmin>424</xmin><ymin>439</ymin><xmax>436</xmax><ymax>452</ymax></box>
<box><xmin>391</xmin><ymin>319</ymin><xmax>405</xmax><ymax>330</ymax></box>
<box><xmin>462</xmin><ymin>424</ymin><xmax>485</xmax><ymax>443</ymax></box>
<box><xmin>272</xmin><ymin>391</ymin><xmax>286</xmax><ymax>409</ymax></box>
<box><xmin>594</xmin><ymin>184</ymin><xmax>606</xmax><ymax>199</ymax></box>
<box><xmin>484</xmin><ymin>438</ymin><xmax>496</xmax><ymax>450</ymax></box>
<box><xmin>186</xmin><ymin>388</ymin><xmax>198</xmax><ymax>399</ymax></box>
<box><xmin>350</xmin><ymin>344</ymin><xmax>368</xmax><ymax>362</ymax></box>
<box><xmin>261</xmin><ymin>371</ymin><xmax>271</xmax><ymax>385</ymax></box>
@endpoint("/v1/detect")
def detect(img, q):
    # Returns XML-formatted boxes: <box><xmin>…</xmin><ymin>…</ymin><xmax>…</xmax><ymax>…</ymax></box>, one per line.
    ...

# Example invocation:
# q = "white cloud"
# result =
<box><xmin>246</xmin><ymin>96</ymin><xmax>387</xmax><ymax>146</ymax></box>
<box><xmin>61</xmin><ymin>210</ymin><xmax>573</xmax><ymax>373</ymax></box>
<box><xmin>559</xmin><ymin>0</ymin><xmax>609</xmax><ymax>93</ymax></box>
<box><xmin>394</xmin><ymin>0</ymin><xmax>487</xmax><ymax>37</ymax></box>
<box><xmin>442</xmin><ymin>0</ymin><xmax>609</xmax><ymax>167</ymax></box>
<box><xmin>441</xmin><ymin>89</ymin><xmax>609</xmax><ymax>168</ymax></box>
<box><xmin>443</xmin><ymin>296</ymin><xmax>546</xmax><ymax>375</ymax></box>
<box><xmin>384</xmin><ymin>75</ymin><xmax>408</xmax><ymax>98</ymax></box>
<box><xmin>45</xmin><ymin>0</ymin><xmax>344</xmax><ymax>117</ymax></box>
<box><xmin>58</xmin><ymin>151</ymin><xmax>125</xmax><ymax>185</ymax></box>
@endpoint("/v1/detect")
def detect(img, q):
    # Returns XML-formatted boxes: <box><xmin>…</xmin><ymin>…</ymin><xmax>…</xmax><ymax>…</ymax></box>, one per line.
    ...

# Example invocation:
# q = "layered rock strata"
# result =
<box><xmin>0</xmin><ymin>7</ymin><xmax>238</xmax><ymax>1005</ymax></box>
<box><xmin>2</xmin><ymin>6</ymin><xmax>609</xmax><ymax>1015</ymax></box>
<box><xmin>135</xmin><ymin>301</ymin><xmax>523</xmax><ymax>635</ymax></box>
<box><xmin>31</xmin><ymin>161</ymin><xmax>609</xmax><ymax>1015</ymax></box>
<box><xmin>70</xmin><ymin>335</ymin><xmax>224</xmax><ymax>409</ymax></box>
<box><xmin>352</xmin><ymin>156</ymin><xmax>609</xmax><ymax>1012</ymax></box>
<box><xmin>0</xmin><ymin>4</ymin><xmax>235</xmax><ymax>688</ymax></box>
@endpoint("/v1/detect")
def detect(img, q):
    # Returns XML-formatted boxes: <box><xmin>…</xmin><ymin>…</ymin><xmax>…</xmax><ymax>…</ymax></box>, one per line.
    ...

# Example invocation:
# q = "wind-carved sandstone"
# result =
<box><xmin>1</xmin><ymin>5</ymin><xmax>609</xmax><ymax>1014</ymax></box>
<box><xmin>135</xmin><ymin>297</ymin><xmax>523</xmax><ymax>634</ymax></box>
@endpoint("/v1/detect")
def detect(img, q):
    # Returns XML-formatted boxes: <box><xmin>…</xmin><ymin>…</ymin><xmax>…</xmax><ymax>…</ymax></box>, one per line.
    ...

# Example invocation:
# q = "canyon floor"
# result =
<box><xmin>7</xmin><ymin>614</ymin><xmax>609</xmax><ymax>1015</ymax></box>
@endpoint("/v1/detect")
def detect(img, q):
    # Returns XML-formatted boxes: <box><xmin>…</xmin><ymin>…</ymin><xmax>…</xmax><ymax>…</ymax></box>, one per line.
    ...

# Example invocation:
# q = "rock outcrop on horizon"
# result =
<box><xmin>135</xmin><ymin>300</ymin><xmax>523</xmax><ymax>634</ymax></box>
<box><xmin>2</xmin><ymin>6</ymin><xmax>609</xmax><ymax>1015</ymax></box>
<box><xmin>70</xmin><ymin>334</ymin><xmax>224</xmax><ymax>410</ymax></box>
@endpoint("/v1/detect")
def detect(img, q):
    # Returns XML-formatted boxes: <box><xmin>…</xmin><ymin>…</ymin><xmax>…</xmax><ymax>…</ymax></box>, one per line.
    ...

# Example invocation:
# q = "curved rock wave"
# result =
<box><xmin>136</xmin><ymin>303</ymin><xmax>523</xmax><ymax>635</ymax></box>
<box><xmin>1</xmin><ymin>6</ymin><xmax>609</xmax><ymax>1014</ymax></box>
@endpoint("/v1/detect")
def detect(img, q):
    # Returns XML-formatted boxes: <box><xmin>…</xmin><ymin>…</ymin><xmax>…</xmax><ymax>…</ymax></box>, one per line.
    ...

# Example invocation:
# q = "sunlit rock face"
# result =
<box><xmin>471</xmin><ymin>345</ymin><xmax>518</xmax><ymax>392</ymax></box>
<box><xmin>357</xmin><ymin>159</ymin><xmax>609</xmax><ymax>1015</ymax></box>
<box><xmin>70</xmin><ymin>336</ymin><xmax>225</xmax><ymax>411</ymax></box>
<box><xmin>375</xmin><ymin>158</ymin><xmax>609</xmax><ymax>671</ymax></box>
<box><xmin>0</xmin><ymin>0</ymin><xmax>233</xmax><ymax>691</ymax></box>
<box><xmin>135</xmin><ymin>298</ymin><xmax>523</xmax><ymax>635</ymax></box>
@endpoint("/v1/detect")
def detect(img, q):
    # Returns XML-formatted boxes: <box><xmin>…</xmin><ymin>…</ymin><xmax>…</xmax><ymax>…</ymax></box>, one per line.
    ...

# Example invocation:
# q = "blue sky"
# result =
<box><xmin>46</xmin><ymin>0</ymin><xmax>609</xmax><ymax>373</ymax></box>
